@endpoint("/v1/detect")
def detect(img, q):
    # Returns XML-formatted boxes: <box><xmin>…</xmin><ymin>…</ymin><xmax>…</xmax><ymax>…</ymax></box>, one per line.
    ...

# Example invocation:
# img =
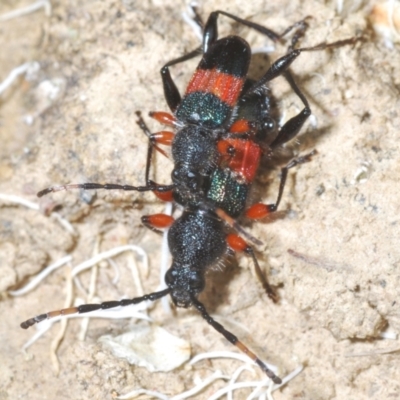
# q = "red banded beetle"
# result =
<box><xmin>22</xmin><ymin>9</ymin><xmax>359</xmax><ymax>384</ymax></box>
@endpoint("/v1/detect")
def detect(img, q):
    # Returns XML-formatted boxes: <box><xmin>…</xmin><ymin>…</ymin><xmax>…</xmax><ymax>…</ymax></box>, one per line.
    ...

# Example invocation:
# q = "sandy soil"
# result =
<box><xmin>1</xmin><ymin>0</ymin><xmax>400</xmax><ymax>399</ymax></box>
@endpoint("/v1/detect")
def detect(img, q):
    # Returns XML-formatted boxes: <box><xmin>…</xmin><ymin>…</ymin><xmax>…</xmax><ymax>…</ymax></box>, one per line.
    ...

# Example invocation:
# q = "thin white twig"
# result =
<box><xmin>171</xmin><ymin>371</ymin><xmax>228</xmax><ymax>400</ymax></box>
<box><xmin>50</xmin><ymin>266</ymin><xmax>73</xmax><ymax>373</ymax></box>
<box><xmin>0</xmin><ymin>62</ymin><xmax>39</xmax><ymax>95</ymax></box>
<box><xmin>128</xmin><ymin>252</ymin><xmax>144</xmax><ymax>297</ymax></box>
<box><xmin>182</xmin><ymin>4</ymin><xmax>203</xmax><ymax>42</ymax></box>
<box><xmin>0</xmin><ymin>0</ymin><xmax>51</xmax><ymax>21</ymax></box>
<box><xmin>116</xmin><ymin>388</ymin><xmax>169</xmax><ymax>400</ymax></box>
<box><xmin>229</xmin><ymin>364</ymin><xmax>255</xmax><ymax>400</ymax></box>
<box><xmin>247</xmin><ymin>378</ymin><xmax>269</xmax><ymax>400</ymax></box>
<box><xmin>9</xmin><ymin>255</ymin><xmax>72</xmax><ymax>296</ymax></box>
<box><xmin>71</xmin><ymin>245</ymin><xmax>149</xmax><ymax>278</ymax></box>
<box><xmin>107</xmin><ymin>258</ymin><xmax>121</xmax><ymax>284</ymax></box>
<box><xmin>0</xmin><ymin>193</ymin><xmax>76</xmax><ymax>235</ymax></box>
<box><xmin>273</xmin><ymin>365</ymin><xmax>304</xmax><ymax>390</ymax></box>
<box><xmin>50</xmin><ymin>212</ymin><xmax>76</xmax><ymax>235</ymax></box>
<box><xmin>208</xmin><ymin>380</ymin><xmax>270</xmax><ymax>400</ymax></box>
<box><xmin>0</xmin><ymin>193</ymin><xmax>39</xmax><ymax>210</ymax></box>
<box><xmin>189</xmin><ymin>351</ymin><xmax>278</xmax><ymax>375</ymax></box>
<box><xmin>266</xmin><ymin>384</ymin><xmax>274</xmax><ymax>400</ymax></box>
<box><xmin>22</xmin><ymin>325</ymin><xmax>52</xmax><ymax>350</ymax></box>
<box><xmin>78</xmin><ymin>238</ymin><xmax>101</xmax><ymax>341</ymax></box>
<box><xmin>72</xmin><ymin>275</ymin><xmax>88</xmax><ymax>298</ymax></box>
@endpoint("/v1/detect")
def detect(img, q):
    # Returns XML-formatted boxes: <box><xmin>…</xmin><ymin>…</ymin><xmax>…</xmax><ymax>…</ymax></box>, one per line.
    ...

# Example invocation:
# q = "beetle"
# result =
<box><xmin>23</xmin><ymin>9</ymin><xmax>359</xmax><ymax>384</ymax></box>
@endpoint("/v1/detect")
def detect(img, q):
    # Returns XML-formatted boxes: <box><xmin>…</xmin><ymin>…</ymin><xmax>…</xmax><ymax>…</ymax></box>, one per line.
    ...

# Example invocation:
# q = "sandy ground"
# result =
<box><xmin>1</xmin><ymin>0</ymin><xmax>400</xmax><ymax>399</ymax></box>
